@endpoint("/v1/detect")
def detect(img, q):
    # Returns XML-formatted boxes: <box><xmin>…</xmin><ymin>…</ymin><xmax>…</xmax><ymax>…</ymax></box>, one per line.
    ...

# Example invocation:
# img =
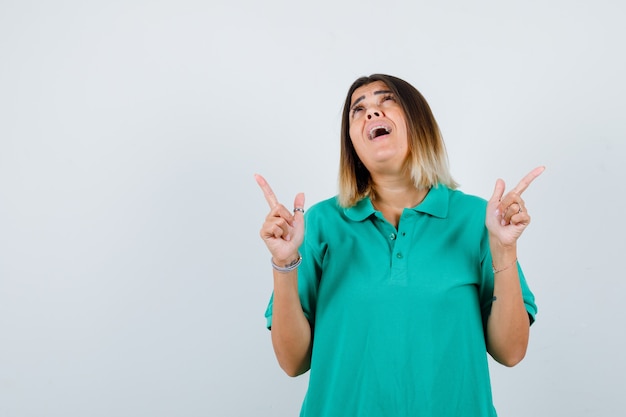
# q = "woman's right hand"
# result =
<box><xmin>255</xmin><ymin>174</ymin><xmax>305</xmax><ymax>265</ymax></box>
<box><xmin>255</xmin><ymin>174</ymin><xmax>312</xmax><ymax>376</ymax></box>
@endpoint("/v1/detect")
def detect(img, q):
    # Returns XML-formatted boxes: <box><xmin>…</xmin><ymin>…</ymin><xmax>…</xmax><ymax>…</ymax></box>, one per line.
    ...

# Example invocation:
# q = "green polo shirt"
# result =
<box><xmin>265</xmin><ymin>185</ymin><xmax>536</xmax><ymax>417</ymax></box>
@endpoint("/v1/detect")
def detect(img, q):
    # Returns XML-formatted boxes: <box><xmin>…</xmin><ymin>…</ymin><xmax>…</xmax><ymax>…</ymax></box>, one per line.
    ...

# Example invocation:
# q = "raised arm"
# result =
<box><xmin>255</xmin><ymin>174</ymin><xmax>312</xmax><ymax>376</ymax></box>
<box><xmin>484</xmin><ymin>166</ymin><xmax>545</xmax><ymax>367</ymax></box>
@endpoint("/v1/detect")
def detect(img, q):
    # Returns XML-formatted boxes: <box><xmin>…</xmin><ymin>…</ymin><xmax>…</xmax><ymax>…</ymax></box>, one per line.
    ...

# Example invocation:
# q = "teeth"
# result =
<box><xmin>368</xmin><ymin>126</ymin><xmax>391</xmax><ymax>139</ymax></box>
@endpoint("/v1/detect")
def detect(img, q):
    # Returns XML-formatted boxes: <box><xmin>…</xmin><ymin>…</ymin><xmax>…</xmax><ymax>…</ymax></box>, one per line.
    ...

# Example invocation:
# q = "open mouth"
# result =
<box><xmin>368</xmin><ymin>126</ymin><xmax>391</xmax><ymax>140</ymax></box>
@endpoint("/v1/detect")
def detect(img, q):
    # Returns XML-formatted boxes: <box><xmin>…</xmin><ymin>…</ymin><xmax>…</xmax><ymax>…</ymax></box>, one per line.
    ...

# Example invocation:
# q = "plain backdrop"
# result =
<box><xmin>1</xmin><ymin>1</ymin><xmax>625</xmax><ymax>416</ymax></box>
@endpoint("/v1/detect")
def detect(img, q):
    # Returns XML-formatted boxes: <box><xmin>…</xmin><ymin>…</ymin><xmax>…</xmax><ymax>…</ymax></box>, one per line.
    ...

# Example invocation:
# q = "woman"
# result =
<box><xmin>256</xmin><ymin>74</ymin><xmax>544</xmax><ymax>416</ymax></box>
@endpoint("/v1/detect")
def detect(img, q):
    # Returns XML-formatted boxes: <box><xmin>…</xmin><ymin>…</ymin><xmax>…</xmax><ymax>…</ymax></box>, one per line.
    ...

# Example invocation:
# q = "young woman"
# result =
<box><xmin>256</xmin><ymin>74</ymin><xmax>544</xmax><ymax>416</ymax></box>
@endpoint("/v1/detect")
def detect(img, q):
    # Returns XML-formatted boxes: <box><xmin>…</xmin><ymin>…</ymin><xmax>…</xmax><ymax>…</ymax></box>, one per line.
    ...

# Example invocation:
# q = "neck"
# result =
<box><xmin>370</xmin><ymin>175</ymin><xmax>428</xmax><ymax>227</ymax></box>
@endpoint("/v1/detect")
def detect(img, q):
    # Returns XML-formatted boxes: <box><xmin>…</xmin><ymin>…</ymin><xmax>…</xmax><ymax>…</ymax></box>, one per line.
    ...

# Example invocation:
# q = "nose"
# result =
<box><xmin>366</xmin><ymin>110</ymin><xmax>381</xmax><ymax>120</ymax></box>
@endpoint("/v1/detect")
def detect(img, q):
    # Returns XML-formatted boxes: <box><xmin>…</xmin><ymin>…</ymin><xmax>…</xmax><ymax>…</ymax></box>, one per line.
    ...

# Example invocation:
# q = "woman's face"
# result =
<box><xmin>348</xmin><ymin>81</ymin><xmax>409</xmax><ymax>175</ymax></box>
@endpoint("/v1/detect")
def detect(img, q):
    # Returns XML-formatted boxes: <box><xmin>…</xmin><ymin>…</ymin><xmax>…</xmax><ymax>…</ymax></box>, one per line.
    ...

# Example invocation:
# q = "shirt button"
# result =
<box><xmin>389</xmin><ymin>233</ymin><xmax>396</xmax><ymax>240</ymax></box>
<box><xmin>396</xmin><ymin>253</ymin><xmax>403</xmax><ymax>259</ymax></box>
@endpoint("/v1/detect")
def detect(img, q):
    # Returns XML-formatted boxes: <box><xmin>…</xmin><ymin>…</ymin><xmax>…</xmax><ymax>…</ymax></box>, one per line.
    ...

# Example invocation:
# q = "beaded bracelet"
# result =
<box><xmin>271</xmin><ymin>254</ymin><xmax>302</xmax><ymax>273</ymax></box>
<box><xmin>492</xmin><ymin>258</ymin><xmax>518</xmax><ymax>274</ymax></box>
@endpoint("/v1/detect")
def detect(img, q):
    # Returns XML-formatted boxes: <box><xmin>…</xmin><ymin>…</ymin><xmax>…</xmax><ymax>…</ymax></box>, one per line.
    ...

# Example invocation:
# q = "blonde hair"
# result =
<box><xmin>338</xmin><ymin>74</ymin><xmax>458</xmax><ymax>207</ymax></box>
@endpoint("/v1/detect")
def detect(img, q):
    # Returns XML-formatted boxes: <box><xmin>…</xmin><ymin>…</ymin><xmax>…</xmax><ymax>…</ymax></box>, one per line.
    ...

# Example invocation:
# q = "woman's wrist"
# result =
<box><xmin>492</xmin><ymin>257</ymin><xmax>518</xmax><ymax>274</ymax></box>
<box><xmin>489</xmin><ymin>240</ymin><xmax>517</xmax><ymax>269</ymax></box>
<box><xmin>271</xmin><ymin>253</ymin><xmax>302</xmax><ymax>273</ymax></box>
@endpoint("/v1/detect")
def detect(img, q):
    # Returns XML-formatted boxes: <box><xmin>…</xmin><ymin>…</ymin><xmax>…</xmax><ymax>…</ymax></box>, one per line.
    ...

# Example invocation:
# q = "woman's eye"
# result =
<box><xmin>382</xmin><ymin>95</ymin><xmax>395</xmax><ymax>103</ymax></box>
<box><xmin>351</xmin><ymin>106</ymin><xmax>364</xmax><ymax>116</ymax></box>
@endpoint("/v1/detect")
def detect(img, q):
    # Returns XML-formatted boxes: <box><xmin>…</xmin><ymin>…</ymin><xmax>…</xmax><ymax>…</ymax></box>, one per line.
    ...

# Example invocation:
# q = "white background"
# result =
<box><xmin>1</xmin><ymin>1</ymin><xmax>624</xmax><ymax>416</ymax></box>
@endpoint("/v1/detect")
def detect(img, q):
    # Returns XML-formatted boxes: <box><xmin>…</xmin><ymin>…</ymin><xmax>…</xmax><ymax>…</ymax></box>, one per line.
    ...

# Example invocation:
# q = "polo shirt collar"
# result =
<box><xmin>344</xmin><ymin>184</ymin><xmax>450</xmax><ymax>221</ymax></box>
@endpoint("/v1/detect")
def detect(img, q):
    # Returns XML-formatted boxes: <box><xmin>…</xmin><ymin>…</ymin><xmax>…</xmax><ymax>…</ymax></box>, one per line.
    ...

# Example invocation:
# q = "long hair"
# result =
<box><xmin>338</xmin><ymin>74</ymin><xmax>458</xmax><ymax>207</ymax></box>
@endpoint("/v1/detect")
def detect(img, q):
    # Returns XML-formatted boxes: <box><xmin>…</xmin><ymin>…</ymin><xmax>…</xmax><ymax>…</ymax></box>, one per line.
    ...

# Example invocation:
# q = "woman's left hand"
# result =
<box><xmin>486</xmin><ymin>166</ymin><xmax>545</xmax><ymax>247</ymax></box>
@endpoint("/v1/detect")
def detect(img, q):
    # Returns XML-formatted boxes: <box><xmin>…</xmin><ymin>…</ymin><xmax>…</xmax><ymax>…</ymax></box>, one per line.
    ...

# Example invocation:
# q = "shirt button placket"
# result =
<box><xmin>389</xmin><ymin>223</ymin><xmax>408</xmax><ymax>281</ymax></box>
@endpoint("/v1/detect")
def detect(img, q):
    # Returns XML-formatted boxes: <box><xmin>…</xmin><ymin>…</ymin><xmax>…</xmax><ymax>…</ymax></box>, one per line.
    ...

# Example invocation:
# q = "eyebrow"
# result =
<box><xmin>350</xmin><ymin>90</ymin><xmax>394</xmax><ymax>111</ymax></box>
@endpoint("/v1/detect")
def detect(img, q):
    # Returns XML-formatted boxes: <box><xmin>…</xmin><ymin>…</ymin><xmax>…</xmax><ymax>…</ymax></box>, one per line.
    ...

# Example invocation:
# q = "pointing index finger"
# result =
<box><xmin>512</xmin><ymin>166</ymin><xmax>546</xmax><ymax>195</ymax></box>
<box><xmin>254</xmin><ymin>174</ymin><xmax>280</xmax><ymax>208</ymax></box>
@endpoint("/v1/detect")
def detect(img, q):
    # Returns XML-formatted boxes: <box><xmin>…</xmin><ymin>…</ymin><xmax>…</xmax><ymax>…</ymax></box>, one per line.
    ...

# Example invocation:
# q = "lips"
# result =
<box><xmin>367</xmin><ymin>123</ymin><xmax>392</xmax><ymax>140</ymax></box>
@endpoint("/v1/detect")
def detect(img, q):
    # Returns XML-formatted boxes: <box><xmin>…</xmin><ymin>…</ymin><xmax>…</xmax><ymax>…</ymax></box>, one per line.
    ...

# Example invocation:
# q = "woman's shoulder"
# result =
<box><xmin>306</xmin><ymin>195</ymin><xmax>342</xmax><ymax>217</ymax></box>
<box><xmin>301</xmin><ymin>196</ymin><xmax>347</xmax><ymax>239</ymax></box>
<box><xmin>447</xmin><ymin>186</ymin><xmax>487</xmax><ymax>206</ymax></box>
<box><xmin>444</xmin><ymin>186</ymin><xmax>488</xmax><ymax>219</ymax></box>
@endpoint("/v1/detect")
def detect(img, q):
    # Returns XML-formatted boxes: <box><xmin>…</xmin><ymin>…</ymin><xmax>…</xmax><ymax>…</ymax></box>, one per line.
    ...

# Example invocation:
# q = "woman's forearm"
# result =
<box><xmin>486</xmin><ymin>244</ymin><xmax>530</xmax><ymax>367</ymax></box>
<box><xmin>270</xmin><ymin>269</ymin><xmax>312</xmax><ymax>377</ymax></box>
